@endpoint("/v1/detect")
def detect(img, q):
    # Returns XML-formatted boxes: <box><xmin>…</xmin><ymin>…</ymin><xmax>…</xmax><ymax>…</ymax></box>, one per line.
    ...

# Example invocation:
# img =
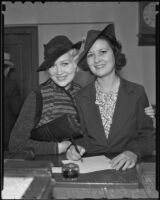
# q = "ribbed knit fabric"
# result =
<box><xmin>37</xmin><ymin>79</ymin><xmax>80</xmax><ymax>127</ymax></box>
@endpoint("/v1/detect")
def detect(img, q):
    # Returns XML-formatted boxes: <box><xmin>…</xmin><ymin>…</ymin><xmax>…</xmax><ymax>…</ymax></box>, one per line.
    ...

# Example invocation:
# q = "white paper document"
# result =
<box><xmin>2</xmin><ymin>177</ymin><xmax>33</xmax><ymax>199</ymax></box>
<box><xmin>63</xmin><ymin>155</ymin><xmax>113</xmax><ymax>173</ymax></box>
<box><xmin>52</xmin><ymin>155</ymin><xmax>113</xmax><ymax>174</ymax></box>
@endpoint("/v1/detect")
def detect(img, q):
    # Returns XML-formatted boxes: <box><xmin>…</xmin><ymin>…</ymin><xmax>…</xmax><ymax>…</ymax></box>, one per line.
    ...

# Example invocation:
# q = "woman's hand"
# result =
<box><xmin>58</xmin><ymin>141</ymin><xmax>72</xmax><ymax>154</ymax></box>
<box><xmin>110</xmin><ymin>151</ymin><xmax>138</xmax><ymax>171</ymax></box>
<box><xmin>145</xmin><ymin>105</ymin><xmax>155</xmax><ymax>119</ymax></box>
<box><xmin>66</xmin><ymin>144</ymin><xmax>86</xmax><ymax>161</ymax></box>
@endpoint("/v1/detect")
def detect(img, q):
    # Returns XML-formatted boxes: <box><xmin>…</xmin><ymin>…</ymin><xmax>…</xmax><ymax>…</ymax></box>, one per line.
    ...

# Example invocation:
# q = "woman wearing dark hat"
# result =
<box><xmin>66</xmin><ymin>24</ymin><xmax>155</xmax><ymax>170</ymax></box>
<box><xmin>9</xmin><ymin>36</ymin><xmax>83</xmax><ymax>156</ymax></box>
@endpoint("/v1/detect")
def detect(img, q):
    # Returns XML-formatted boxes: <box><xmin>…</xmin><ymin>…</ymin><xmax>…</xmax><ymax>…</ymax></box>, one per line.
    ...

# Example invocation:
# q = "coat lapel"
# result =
<box><xmin>107</xmin><ymin>78</ymin><xmax>134</xmax><ymax>142</ymax></box>
<box><xmin>78</xmin><ymin>84</ymin><xmax>108</xmax><ymax>145</ymax></box>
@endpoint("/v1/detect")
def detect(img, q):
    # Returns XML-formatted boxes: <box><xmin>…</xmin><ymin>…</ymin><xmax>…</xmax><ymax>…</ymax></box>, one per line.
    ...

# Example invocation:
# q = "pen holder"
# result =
<box><xmin>62</xmin><ymin>163</ymin><xmax>79</xmax><ymax>179</ymax></box>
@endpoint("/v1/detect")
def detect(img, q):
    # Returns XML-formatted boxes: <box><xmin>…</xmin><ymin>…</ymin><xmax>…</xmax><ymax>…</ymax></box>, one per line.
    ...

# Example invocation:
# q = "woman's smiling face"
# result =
<box><xmin>87</xmin><ymin>38</ymin><xmax>115</xmax><ymax>78</ymax></box>
<box><xmin>48</xmin><ymin>50</ymin><xmax>78</xmax><ymax>90</ymax></box>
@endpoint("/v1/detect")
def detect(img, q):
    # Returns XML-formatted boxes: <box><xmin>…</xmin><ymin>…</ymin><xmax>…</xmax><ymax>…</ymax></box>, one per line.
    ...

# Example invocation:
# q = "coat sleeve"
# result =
<box><xmin>8</xmin><ymin>91</ymin><xmax>58</xmax><ymax>155</ymax></box>
<box><xmin>72</xmin><ymin>100</ymin><xmax>91</xmax><ymax>152</ymax></box>
<box><xmin>125</xmin><ymin>86</ymin><xmax>155</xmax><ymax>159</ymax></box>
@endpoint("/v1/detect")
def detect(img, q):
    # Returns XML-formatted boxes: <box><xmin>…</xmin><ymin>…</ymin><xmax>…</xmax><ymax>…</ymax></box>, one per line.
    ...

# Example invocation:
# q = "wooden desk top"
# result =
<box><xmin>35</xmin><ymin>153</ymin><xmax>159</xmax><ymax>199</ymax></box>
<box><xmin>51</xmin><ymin>163</ymin><xmax>159</xmax><ymax>199</ymax></box>
<box><xmin>3</xmin><ymin>152</ymin><xmax>159</xmax><ymax>199</ymax></box>
<box><xmin>3</xmin><ymin>159</ymin><xmax>53</xmax><ymax>199</ymax></box>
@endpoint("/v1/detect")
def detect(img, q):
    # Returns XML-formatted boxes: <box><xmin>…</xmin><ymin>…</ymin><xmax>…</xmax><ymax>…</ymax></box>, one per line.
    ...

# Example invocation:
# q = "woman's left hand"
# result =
<box><xmin>144</xmin><ymin>105</ymin><xmax>155</xmax><ymax>119</ymax></box>
<box><xmin>110</xmin><ymin>151</ymin><xmax>138</xmax><ymax>171</ymax></box>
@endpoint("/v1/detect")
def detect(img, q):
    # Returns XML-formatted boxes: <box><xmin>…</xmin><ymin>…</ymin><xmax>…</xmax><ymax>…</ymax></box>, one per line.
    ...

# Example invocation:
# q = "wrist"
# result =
<box><xmin>58</xmin><ymin>141</ymin><xmax>72</xmax><ymax>154</ymax></box>
<box><xmin>58</xmin><ymin>142</ymin><xmax>62</xmax><ymax>154</ymax></box>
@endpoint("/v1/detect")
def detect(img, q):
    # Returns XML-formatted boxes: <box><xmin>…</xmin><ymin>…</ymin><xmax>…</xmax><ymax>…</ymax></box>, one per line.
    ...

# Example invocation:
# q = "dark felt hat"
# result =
<box><xmin>78</xmin><ymin>24</ymin><xmax>117</xmax><ymax>71</ymax></box>
<box><xmin>37</xmin><ymin>35</ymin><xmax>82</xmax><ymax>72</ymax></box>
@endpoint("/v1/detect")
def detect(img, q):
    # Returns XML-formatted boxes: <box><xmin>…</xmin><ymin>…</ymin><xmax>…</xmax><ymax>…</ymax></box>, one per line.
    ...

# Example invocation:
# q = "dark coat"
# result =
<box><xmin>4</xmin><ymin>77</ymin><xmax>22</xmax><ymax>150</ymax></box>
<box><xmin>75</xmin><ymin>77</ymin><xmax>155</xmax><ymax>159</ymax></box>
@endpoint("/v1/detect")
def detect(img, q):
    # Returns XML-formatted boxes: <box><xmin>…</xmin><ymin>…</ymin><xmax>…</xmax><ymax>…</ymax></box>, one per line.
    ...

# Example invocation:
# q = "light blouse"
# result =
<box><xmin>95</xmin><ymin>79</ymin><xmax>120</xmax><ymax>139</ymax></box>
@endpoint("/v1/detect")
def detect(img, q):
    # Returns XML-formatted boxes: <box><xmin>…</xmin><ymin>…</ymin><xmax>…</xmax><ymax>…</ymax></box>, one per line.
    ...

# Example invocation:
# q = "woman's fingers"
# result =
<box><xmin>112</xmin><ymin>158</ymin><xmax>126</xmax><ymax>170</ymax></box>
<box><xmin>66</xmin><ymin>150</ymin><xmax>79</xmax><ymax>160</ymax></box>
<box><xmin>111</xmin><ymin>151</ymin><xmax>137</xmax><ymax>170</ymax></box>
<box><xmin>122</xmin><ymin>160</ymin><xmax>135</xmax><ymax>170</ymax></box>
<box><xmin>127</xmin><ymin>161</ymin><xmax>136</xmax><ymax>169</ymax></box>
<box><xmin>66</xmin><ymin>145</ymin><xmax>85</xmax><ymax>161</ymax></box>
<box><xmin>145</xmin><ymin>110</ymin><xmax>154</xmax><ymax>115</ymax></box>
<box><xmin>144</xmin><ymin>106</ymin><xmax>155</xmax><ymax>118</ymax></box>
<box><xmin>112</xmin><ymin>159</ymin><xmax>135</xmax><ymax>170</ymax></box>
<box><xmin>110</xmin><ymin>156</ymin><xmax>122</xmax><ymax>167</ymax></box>
<box><xmin>67</xmin><ymin>146</ymin><xmax>80</xmax><ymax>160</ymax></box>
<box><xmin>79</xmin><ymin>146</ymin><xmax>85</xmax><ymax>156</ymax></box>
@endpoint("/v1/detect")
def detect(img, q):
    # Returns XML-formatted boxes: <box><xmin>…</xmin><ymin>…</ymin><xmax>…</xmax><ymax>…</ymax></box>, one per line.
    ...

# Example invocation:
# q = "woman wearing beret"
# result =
<box><xmin>66</xmin><ymin>24</ymin><xmax>155</xmax><ymax>170</ymax></box>
<box><xmin>9</xmin><ymin>35</ymin><xmax>83</xmax><ymax>156</ymax></box>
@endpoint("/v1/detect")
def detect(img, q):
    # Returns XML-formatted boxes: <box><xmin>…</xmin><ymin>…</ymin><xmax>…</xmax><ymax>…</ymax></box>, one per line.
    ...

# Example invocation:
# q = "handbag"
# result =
<box><xmin>30</xmin><ymin>114</ymin><xmax>83</xmax><ymax>142</ymax></box>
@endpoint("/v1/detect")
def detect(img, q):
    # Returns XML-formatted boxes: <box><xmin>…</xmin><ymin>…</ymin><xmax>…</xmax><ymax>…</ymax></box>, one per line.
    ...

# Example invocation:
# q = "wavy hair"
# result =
<box><xmin>98</xmin><ymin>35</ymin><xmax>127</xmax><ymax>71</ymax></box>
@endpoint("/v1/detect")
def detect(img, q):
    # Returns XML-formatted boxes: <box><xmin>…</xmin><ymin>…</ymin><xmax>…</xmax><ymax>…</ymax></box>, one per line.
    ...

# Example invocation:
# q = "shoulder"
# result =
<box><xmin>121</xmin><ymin>78</ymin><xmax>145</xmax><ymax>94</ymax></box>
<box><xmin>33</xmin><ymin>78</ymin><xmax>52</xmax><ymax>96</ymax></box>
<box><xmin>39</xmin><ymin>78</ymin><xmax>52</xmax><ymax>89</ymax></box>
<box><xmin>75</xmin><ymin>82</ymin><xmax>95</xmax><ymax>97</ymax></box>
<box><xmin>72</xmin><ymin>81</ymin><xmax>82</xmax><ymax>89</ymax></box>
<box><xmin>72</xmin><ymin>82</ymin><xmax>82</xmax><ymax>92</ymax></box>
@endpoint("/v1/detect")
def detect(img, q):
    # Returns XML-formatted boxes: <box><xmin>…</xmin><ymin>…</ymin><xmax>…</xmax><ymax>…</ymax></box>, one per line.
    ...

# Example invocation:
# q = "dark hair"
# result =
<box><xmin>98</xmin><ymin>35</ymin><xmax>127</xmax><ymax>71</ymax></box>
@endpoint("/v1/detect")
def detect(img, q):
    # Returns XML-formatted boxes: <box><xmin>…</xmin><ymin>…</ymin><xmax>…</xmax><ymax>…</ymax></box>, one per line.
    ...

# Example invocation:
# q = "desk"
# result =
<box><xmin>52</xmin><ymin>162</ymin><xmax>159</xmax><ymax>199</ymax></box>
<box><xmin>51</xmin><ymin>155</ymin><xmax>158</xmax><ymax>199</ymax></box>
<box><xmin>3</xmin><ymin>152</ymin><xmax>159</xmax><ymax>199</ymax></box>
<box><xmin>3</xmin><ymin>159</ymin><xmax>53</xmax><ymax>199</ymax></box>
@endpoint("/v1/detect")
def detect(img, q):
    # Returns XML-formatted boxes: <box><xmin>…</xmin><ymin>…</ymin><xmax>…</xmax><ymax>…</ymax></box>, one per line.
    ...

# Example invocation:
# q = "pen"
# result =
<box><xmin>71</xmin><ymin>137</ymin><xmax>83</xmax><ymax>162</ymax></box>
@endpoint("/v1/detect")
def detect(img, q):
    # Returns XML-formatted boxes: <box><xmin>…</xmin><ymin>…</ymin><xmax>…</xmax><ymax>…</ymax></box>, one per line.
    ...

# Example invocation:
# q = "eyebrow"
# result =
<box><xmin>61</xmin><ymin>58</ymin><xmax>73</xmax><ymax>61</ymax></box>
<box><xmin>88</xmin><ymin>48</ymin><xmax>109</xmax><ymax>53</ymax></box>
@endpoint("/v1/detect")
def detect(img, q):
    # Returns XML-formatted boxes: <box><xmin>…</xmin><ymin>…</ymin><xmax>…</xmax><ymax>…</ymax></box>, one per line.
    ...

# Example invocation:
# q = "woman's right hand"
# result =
<box><xmin>66</xmin><ymin>144</ymin><xmax>86</xmax><ymax>161</ymax></box>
